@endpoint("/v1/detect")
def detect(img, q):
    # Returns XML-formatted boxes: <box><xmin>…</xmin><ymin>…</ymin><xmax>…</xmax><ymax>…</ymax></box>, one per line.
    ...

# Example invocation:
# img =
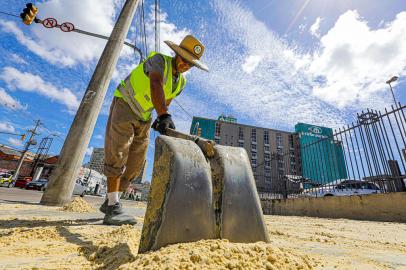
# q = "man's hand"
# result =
<box><xmin>152</xmin><ymin>113</ymin><xmax>175</xmax><ymax>135</ymax></box>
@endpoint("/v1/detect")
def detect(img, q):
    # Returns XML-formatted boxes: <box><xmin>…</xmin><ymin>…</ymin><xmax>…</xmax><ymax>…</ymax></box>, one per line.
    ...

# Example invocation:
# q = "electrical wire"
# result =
<box><xmin>173</xmin><ymin>99</ymin><xmax>193</xmax><ymax>119</ymax></box>
<box><xmin>0</xmin><ymin>11</ymin><xmax>20</xmax><ymax>18</ymax></box>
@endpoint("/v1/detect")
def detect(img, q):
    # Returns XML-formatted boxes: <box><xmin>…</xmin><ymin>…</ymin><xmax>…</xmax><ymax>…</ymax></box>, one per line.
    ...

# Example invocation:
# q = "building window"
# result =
<box><xmin>264</xmin><ymin>153</ymin><xmax>270</xmax><ymax>160</ymax></box>
<box><xmin>251</xmin><ymin>151</ymin><xmax>257</xmax><ymax>159</ymax></box>
<box><xmin>264</xmin><ymin>130</ymin><xmax>269</xmax><ymax>145</ymax></box>
<box><xmin>277</xmin><ymin>148</ymin><xmax>283</xmax><ymax>154</ymax></box>
<box><xmin>276</xmin><ymin>132</ymin><xmax>282</xmax><ymax>147</ymax></box>
<box><xmin>264</xmin><ymin>145</ymin><xmax>270</xmax><ymax>153</ymax></box>
<box><xmin>215</xmin><ymin>122</ymin><xmax>221</xmax><ymax>137</ymax></box>
<box><xmin>289</xmin><ymin>135</ymin><xmax>294</xmax><ymax>149</ymax></box>
<box><xmin>264</xmin><ymin>168</ymin><xmax>271</xmax><ymax>176</ymax></box>
<box><xmin>251</xmin><ymin>128</ymin><xmax>257</xmax><ymax>142</ymax></box>
<box><xmin>238</xmin><ymin>141</ymin><xmax>244</xmax><ymax>147</ymax></box>
<box><xmin>251</xmin><ymin>159</ymin><xmax>257</xmax><ymax>167</ymax></box>
<box><xmin>251</xmin><ymin>143</ymin><xmax>257</xmax><ymax>151</ymax></box>
<box><xmin>265</xmin><ymin>160</ymin><xmax>271</xmax><ymax>167</ymax></box>
<box><xmin>239</xmin><ymin>127</ymin><xmax>244</xmax><ymax>140</ymax></box>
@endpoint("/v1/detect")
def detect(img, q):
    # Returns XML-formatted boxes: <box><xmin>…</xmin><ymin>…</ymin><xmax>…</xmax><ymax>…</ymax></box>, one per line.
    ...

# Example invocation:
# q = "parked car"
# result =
<box><xmin>0</xmin><ymin>173</ymin><xmax>14</xmax><ymax>188</ymax></box>
<box><xmin>25</xmin><ymin>178</ymin><xmax>48</xmax><ymax>191</ymax></box>
<box><xmin>73</xmin><ymin>180</ymin><xmax>86</xmax><ymax>197</ymax></box>
<box><xmin>14</xmin><ymin>177</ymin><xmax>33</xmax><ymax>188</ymax></box>
<box><xmin>303</xmin><ymin>180</ymin><xmax>381</xmax><ymax>197</ymax></box>
<box><xmin>25</xmin><ymin>178</ymin><xmax>86</xmax><ymax>197</ymax></box>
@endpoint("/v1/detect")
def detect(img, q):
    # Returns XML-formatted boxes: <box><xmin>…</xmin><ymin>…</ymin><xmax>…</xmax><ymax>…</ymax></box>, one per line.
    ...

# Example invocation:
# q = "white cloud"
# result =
<box><xmin>112</xmin><ymin>7</ymin><xmax>191</xmax><ymax>84</ymax></box>
<box><xmin>298</xmin><ymin>23</ymin><xmax>307</xmax><ymax>33</ymax></box>
<box><xmin>0</xmin><ymin>88</ymin><xmax>25</xmax><ymax>110</ymax></box>
<box><xmin>241</xmin><ymin>55</ymin><xmax>263</xmax><ymax>74</ymax></box>
<box><xmin>85</xmin><ymin>147</ymin><xmax>94</xmax><ymax>156</ymax></box>
<box><xmin>0</xmin><ymin>122</ymin><xmax>15</xmax><ymax>133</ymax></box>
<box><xmin>0</xmin><ymin>0</ymin><xmax>121</xmax><ymax>66</ymax></box>
<box><xmin>0</xmin><ymin>20</ymin><xmax>76</xmax><ymax>66</ymax></box>
<box><xmin>188</xmin><ymin>0</ymin><xmax>348</xmax><ymax>130</ymax></box>
<box><xmin>308</xmin><ymin>10</ymin><xmax>406</xmax><ymax>108</ymax></box>
<box><xmin>0</xmin><ymin>67</ymin><xmax>80</xmax><ymax>113</ymax></box>
<box><xmin>184</xmin><ymin>2</ymin><xmax>406</xmax><ymax>131</ymax></box>
<box><xmin>8</xmin><ymin>137</ymin><xmax>23</xmax><ymax>147</ymax></box>
<box><xmin>10</xmin><ymin>54</ymin><xmax>28</xmax><ymax>65</ymax></box>
<box><xmin>95</xmin><ymin>134</ymin><xmax>104</xmax><ymax>140</ymax></box>
<box><xmin>145</xmin><ymin>8</ymin><xmax>191</xmax><ymax>56</ymax></box>
<box><xmin>310</xmin><ymin>17</ymin><xmax>322</xmax><ymax>38</ymax></box>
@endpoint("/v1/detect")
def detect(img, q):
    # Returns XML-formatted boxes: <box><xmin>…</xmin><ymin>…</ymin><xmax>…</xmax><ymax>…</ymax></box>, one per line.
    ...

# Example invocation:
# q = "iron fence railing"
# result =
<box><xmin>257</xmin><ymin>104</ymin><xmax>406</xmax><ymax>199</ymax></box>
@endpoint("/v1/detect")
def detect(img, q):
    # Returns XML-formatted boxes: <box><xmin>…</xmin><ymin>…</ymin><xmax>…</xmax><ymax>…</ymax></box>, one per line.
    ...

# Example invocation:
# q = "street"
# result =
<box><xmin>0</xmin><ymin>187</ymin><xmax>146</xmax><ymax>224</ymax></box>
<box><xmin>0</xmin><ymin>187</ymin><xmax>406</xmax><ymax>269</ymax></box>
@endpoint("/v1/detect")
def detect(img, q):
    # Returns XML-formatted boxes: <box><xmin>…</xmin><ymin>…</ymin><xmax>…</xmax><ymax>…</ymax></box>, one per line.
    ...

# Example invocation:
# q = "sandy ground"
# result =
<box><xmin>0</xmin><ymin>189</ymin><xmax>405</xmax><ymax>269</ymax></box>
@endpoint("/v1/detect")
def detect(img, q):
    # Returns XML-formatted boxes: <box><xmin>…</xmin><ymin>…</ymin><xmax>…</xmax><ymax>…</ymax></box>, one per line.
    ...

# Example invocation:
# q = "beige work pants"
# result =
<box><xmin>104</xmin><ymin>97</ymin><xmax>151</xmax><ymax>192</ymax></box>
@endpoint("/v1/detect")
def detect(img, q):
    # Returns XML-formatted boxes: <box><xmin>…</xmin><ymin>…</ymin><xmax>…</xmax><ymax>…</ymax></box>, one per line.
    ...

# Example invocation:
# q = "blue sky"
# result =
<box><xmin>0</xmin><ymin>0</ymin><xmax>405</xmax><ymax>181</ymax></box>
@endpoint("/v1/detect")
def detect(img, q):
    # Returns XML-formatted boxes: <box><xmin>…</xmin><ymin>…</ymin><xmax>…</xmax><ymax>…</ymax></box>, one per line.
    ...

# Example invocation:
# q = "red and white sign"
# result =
<box><xmin>60</xmin><ymin>22</ymin><xmax>75</xmax><ymax>32</ymax></box>
<box><xmin>42</xmin><ymin>18</ymin><xmax>57</xmax><ymax>28</ymax></box>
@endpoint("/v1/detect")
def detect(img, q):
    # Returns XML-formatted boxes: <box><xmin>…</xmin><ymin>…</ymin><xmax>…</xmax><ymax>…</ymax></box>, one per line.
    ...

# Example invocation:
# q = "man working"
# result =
<box><xmin>101</xmin><ymin>35</ymin><xmax>209</xmax><ymax>225</ymax></box>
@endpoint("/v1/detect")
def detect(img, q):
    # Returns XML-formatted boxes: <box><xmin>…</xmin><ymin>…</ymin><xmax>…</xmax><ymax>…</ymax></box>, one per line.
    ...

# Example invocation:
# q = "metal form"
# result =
<box><xmin>30</xmin><ymin>137</ymin><xmax>53</xmax><ymax>177</ymax></box>
<box><xmin>258</xmin><ymin>104</ymin><xmax>406</xmax><ymax>199</ymax></box>
<box><xmin>139</xmin><ymin>130</ymin><xmax>269</xmax><ymax>253</ymax></box>
<box><xmin>139</xmin><ymin>136</ymin><xmax>216</xmax><ymax>253</ymax></box>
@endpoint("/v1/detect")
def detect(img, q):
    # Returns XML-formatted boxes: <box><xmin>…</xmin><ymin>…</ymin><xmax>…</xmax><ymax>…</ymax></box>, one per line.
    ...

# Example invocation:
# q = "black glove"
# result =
<box><xmin>152</xmin><ymin>113</ymin><xmax>175</xmax><ymax>135</ymax></box>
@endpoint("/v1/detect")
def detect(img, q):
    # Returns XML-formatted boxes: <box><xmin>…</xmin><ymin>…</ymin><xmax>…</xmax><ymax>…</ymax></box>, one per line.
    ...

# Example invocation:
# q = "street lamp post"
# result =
<box><xmin>386</xmin><ymin>76</ymin><xmax>399</xmax><ymax>107</ymax></box>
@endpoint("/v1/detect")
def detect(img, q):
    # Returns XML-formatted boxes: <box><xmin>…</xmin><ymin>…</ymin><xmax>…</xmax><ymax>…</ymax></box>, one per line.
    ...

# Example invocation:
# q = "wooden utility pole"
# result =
<box><xmin>41</xmin><ymin>0</ymin><xmax>140</xmax><ymax>206</ymax></box>
<box><xmin>12</xmin><ymin>120</ymin><xmax>41</xmax><ymax>181</ymax></box>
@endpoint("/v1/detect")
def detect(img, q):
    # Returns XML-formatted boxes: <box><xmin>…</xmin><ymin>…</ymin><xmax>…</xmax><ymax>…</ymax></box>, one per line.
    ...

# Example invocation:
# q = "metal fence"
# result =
<box><xmin>257</xmin><ymin>104</ymin><xmax>406</xmax><ymax>200</ymax></box>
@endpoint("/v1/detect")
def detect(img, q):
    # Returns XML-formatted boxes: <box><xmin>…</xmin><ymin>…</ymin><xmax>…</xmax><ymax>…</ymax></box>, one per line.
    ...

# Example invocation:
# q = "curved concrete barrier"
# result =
<box><xmin>138</xmin><ymin>136</ymin><xmax>216</xmax><ymax>253</ymax></box>
<box><xmin>213</xmin><ymin>145</ymin><xmax>270</xmax><ymax>243</ymax></box>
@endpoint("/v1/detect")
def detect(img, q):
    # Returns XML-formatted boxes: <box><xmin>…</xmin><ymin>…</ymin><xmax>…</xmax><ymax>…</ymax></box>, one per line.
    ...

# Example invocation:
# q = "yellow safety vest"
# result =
<box><xmin>114</xmin><ymin>52</ymin><xmax>186</xmax><ymax>121</ymax></box>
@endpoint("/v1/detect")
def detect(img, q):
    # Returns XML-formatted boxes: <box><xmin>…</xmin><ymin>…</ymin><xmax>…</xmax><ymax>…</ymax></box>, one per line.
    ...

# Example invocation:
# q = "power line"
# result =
<box><xmin>173</xmin><ymin>99</ymin><xmax>193</xmax><ymax>119</ymax></box>
<box><xmin>0</xmin><ymin>10</ymin><xmax>20</xmax><ymax>18</ymax></box>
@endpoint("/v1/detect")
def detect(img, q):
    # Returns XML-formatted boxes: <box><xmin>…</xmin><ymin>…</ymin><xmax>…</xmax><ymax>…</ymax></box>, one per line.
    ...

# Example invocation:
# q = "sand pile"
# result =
<box><xmin>121</xmin><ymin>238</ymin><xmax>315</xmax><ymax>270</ymax></box>
<box><xmin>61</xmin><ymin>197</ymin><xmax>96</xmax><ymax>213</ymax></box>
<box><xmin>78</xmin><ymin>225</ymin><xmax>315</xmax><ymax>270</ymax></box>
<box><xmin>72</xmin><ymin>225</ymin><xmax>316</xmax><ymax>270</ymax></box>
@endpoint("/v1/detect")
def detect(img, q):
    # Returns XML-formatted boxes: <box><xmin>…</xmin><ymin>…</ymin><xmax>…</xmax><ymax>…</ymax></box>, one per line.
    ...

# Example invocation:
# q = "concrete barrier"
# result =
<box><xmin>261</xmin><ymin>192</ymin><xmax>406</xmax><ymax>223</ymax></box>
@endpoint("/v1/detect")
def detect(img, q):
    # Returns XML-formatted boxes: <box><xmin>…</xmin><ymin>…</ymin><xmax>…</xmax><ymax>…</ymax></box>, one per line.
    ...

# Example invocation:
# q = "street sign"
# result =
<box><xmin>42</xmin><ymin>18</ymin><xmax>57</xmax><ymax>28</ymax></box>
<box><xmin>60</xmin><ymin>22</ymin><xmax>74</xmax><ymax>32</ymax></box>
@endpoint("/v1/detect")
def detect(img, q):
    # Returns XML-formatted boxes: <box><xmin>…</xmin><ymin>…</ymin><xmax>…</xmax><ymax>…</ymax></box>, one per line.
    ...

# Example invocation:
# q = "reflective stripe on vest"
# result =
<box><xmin>114</xmin><ymin>52</ymin><xmax>186</xmax><ymax>121</ymax></box>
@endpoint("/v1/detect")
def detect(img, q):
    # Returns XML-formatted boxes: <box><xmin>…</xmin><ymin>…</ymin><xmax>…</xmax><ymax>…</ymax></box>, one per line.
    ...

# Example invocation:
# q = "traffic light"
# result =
<box><xmin>20</xmin><ymin>134</ymin><xmax>26</xmax><ymax>141</ymax></box>
<box><xmin>20</xmin><ymin>3</ymin><xmax>38</xmax><ymax>25</ymax></box>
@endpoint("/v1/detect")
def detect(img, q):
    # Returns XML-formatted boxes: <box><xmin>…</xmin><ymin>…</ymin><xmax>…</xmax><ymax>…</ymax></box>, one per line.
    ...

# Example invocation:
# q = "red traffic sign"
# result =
<box><xmin>60</xmin><ymin>22</ymin><xmax>75</xmax><ymax>32</ymax></box>
<box><xmin>42</xmin><ymin>18</ymin><xmax>57</xmax><ymax>28</ymax></box>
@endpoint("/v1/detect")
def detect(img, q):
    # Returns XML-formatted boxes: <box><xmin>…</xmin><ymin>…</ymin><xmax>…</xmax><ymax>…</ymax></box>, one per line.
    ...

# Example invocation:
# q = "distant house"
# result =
<box><xmin>0</xmin><ymin>145</ymin><xmax>35</xmax><ymax>176</ymax></box>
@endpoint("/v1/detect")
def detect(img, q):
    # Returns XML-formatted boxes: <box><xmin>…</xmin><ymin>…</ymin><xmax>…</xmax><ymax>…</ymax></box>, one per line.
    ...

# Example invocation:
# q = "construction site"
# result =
<box><xmin>0</xmin><ymin>0</ymin><xmax>406</xmax><ymax>269</ymax></box>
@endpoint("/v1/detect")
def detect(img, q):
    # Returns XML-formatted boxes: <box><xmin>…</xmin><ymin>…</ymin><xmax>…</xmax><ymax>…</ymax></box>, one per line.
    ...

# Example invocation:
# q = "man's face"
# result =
<box><xmin>175</xmin><ymin>54</ymin><xmax>192</xmax><ymax>73</ymax></box>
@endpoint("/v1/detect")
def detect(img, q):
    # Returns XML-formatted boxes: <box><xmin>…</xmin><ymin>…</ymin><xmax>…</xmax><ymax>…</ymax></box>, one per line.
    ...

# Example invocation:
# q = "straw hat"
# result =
<box><xmin>164</xmin><ymin>35</ymin><xmax>209</xmax><ymax>72</ymax></box>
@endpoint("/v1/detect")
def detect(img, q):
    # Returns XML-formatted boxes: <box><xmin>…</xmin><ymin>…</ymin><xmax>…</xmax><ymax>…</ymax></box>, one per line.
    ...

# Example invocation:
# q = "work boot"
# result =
<box><xmin>103</xmin><ymin>203</ymin><xmax>137</xmax><ymax>226</ymax></box>
<box><xmin>99</xmin><ymin>199</ymin><xmax>122</xmax><ymax>214</ymax></box>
